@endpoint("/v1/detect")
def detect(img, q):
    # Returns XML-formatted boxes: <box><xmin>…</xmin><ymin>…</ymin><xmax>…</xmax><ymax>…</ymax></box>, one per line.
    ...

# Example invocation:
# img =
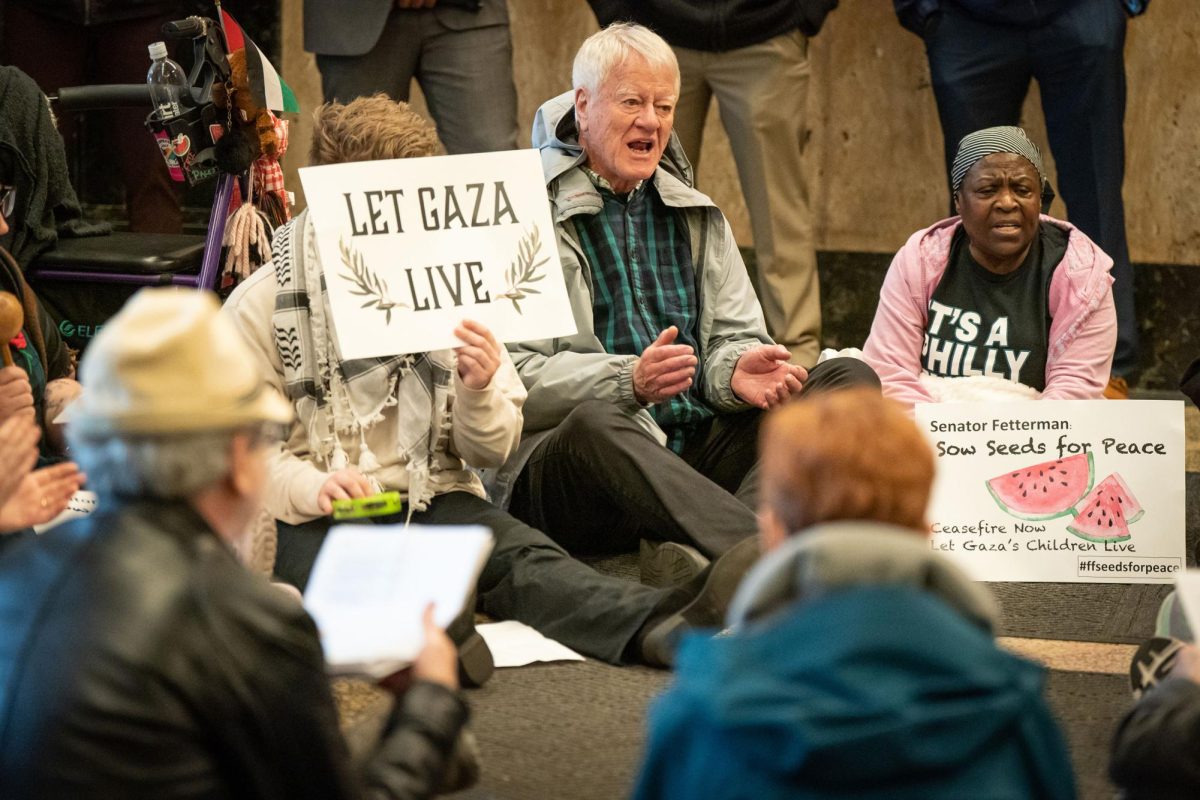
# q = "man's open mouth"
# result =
<box><xmin>628</xmin><ymin>140</ymin><xmax>654</xmax><ymax>154</ymax></box>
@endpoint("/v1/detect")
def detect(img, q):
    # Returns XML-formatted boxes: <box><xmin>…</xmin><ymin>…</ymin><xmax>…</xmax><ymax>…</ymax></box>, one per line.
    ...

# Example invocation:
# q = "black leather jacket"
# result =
<box><xmin>0</xmin><ymin>498</ymin><xmax>467</xmax><ymax>799</ymax></box>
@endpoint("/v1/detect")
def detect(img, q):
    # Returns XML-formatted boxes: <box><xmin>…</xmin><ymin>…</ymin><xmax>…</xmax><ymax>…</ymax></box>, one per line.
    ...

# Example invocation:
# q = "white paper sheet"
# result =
<box><xmin>33</xmin><ymin>490</ymin><xmax>98</xmax><ymax>534</ymax></box>
<box><xmin>477</xmin><ymin>620</ymin><xmax>584</xmax><ymax>668</ymax></box>
<box><xmin>304</xmin><ymin>524</ymin><xmax>493</xmax><ymax>677</ymax></box>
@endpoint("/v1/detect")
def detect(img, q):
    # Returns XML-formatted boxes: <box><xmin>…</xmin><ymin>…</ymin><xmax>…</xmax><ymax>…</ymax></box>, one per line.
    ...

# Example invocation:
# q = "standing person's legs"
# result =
<box><xmin>925</xmin><ymin>5</ymin><xmax>1031</xmax><ymax>210</ymax></box>
<box><xmin>507</xmin><ymin>401</ymin><xmax>757</xmax><ymax>559</ymax></box>
<box><xmin>706</xmin><ymin>31</ymin><xmax>819</xmax><ymax>367</ymax></box>
<box><xmin>416</xmin><ymin>19</ymin><xmax>518</xmax><ymax>153</ymax></box>
<box><xmin>415</xmin><ymin>491</ymin><xmax>670</xmax><ymax>664</ymax></box>
<box><xmin>315</xmin><ymin>11</ymin><xmax>422</xmax><ymax>105</ymax></box>
<box><xmin>669</xmin><ymin>46</ymin><xmax>713</xmax><ymax>172</ymax></box>
<box><xmin>1032</xmin><ymin>1</ymin><xmax>1135</xmax><ymax>378</ymax></box>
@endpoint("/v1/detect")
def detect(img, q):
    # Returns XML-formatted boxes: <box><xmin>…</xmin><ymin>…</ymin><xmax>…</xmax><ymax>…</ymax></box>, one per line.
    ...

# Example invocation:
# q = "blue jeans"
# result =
<box><xmin>925</xmin><ymin>0</ymin><xmax>1136</xmax><ymax>376</ymax></box>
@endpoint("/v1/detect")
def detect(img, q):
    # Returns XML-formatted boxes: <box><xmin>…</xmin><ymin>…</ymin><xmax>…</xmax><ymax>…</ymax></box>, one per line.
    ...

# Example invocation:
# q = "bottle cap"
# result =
<box><xmin>148</xmin><ymin>41</ymin><xmax>168</xmax><ymax>61</ymax></box>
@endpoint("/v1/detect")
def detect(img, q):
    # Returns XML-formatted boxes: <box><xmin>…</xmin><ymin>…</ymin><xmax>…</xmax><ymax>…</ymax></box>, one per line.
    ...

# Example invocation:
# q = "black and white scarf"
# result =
<box><xmin>271</xmin><ymin>210</ymin><xmax>453</xmax><ymax>515</ymax></box>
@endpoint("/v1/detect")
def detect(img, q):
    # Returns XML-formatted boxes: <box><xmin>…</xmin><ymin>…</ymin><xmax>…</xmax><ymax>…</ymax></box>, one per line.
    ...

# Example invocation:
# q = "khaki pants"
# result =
<box><xmin>673</xmin><ymin>30</ymin><xmax>820</xmax><ymax>367</ymax></box>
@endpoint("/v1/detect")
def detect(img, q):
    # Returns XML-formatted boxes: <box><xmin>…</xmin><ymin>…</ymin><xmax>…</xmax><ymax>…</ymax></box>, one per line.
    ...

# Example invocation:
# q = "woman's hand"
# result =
<box><xmin>0</xmin><ymin>414</ymin><xmax>39</xmax><ymax>509</ymax></box>
<box><xmin>0</xmin><ymin>461</ymin><xmax>85</xmax><ymax>533</ymax></box>
<box><xmin>316</xmin><ymin>467</ymin><xmax>373</xmax><ymax>515</ymax></box>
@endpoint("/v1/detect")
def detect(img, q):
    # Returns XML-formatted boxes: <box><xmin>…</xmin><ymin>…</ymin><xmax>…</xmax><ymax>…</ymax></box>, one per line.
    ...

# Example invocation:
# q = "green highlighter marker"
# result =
<box><xmin>331</xmin><ymin>491</ymin><xmax>404</xmax><ymax>521</ymax></box>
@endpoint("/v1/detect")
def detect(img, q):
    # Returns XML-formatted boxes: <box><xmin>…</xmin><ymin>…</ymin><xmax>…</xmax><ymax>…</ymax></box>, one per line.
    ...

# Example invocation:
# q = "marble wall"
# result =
<box><xmin>280</xmin><ymin>0</ymin><xmax>1200</xmax><ymax>265</ymax></box>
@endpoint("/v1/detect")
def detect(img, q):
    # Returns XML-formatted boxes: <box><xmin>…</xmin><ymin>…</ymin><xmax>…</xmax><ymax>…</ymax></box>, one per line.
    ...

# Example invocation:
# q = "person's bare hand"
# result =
<box><xmin>1169</xmin><ymin>644</ymin><xmax>1200</xmax><ymax>685</ymax></box>
<box><xmin>412</xmin><ymin>604</ymin><xmax>459</xmax><ymax>690</ymax></box>
<box><xmin>454</xmin><ymin>320</ymin><xmax>502</xmax><ymax>391</ymax></box>
<box><xmin>43</xmin><ymin>377</ymin><xmax>82</xmax><ymax>455</ymax></box>
<box><xmin>633</xmin><ymin>327</ymin><xmax>697</xmax><ymax>405</ymax></box>
<box><xmin>731</xmin><ymin>345</ymin><xmax>807</xmax><ymax>410</ymax></box>
<box><xmin>0</xmin><ymin>414</ymin><xmax>39</xmax><ymax>509</ymax></box>
<box><xmin>316</xmin><ymin>467</ymin><xmax>373</xmax><ymax>514</ymax></box>
<box><xmin>395</xmin><ymin>0</ymin><xmax>436</xmax><ymax>8</ymax></box>
<box><xmin>0</xmin><ymin>366</ymin><xmax>34</xmax><ymax>423</ymax></box>
<box><xmin>0</xmin><ymin>461</ymin><xmax>85</xmax><ymax>533</ymax></box>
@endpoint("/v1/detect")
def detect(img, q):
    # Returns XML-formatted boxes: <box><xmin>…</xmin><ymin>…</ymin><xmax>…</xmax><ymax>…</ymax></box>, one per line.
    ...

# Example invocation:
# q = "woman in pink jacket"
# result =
<box><xmin>863</xmin><ymin>126</ymin><xmax>1116</xmax><ymax>409</ymax></box>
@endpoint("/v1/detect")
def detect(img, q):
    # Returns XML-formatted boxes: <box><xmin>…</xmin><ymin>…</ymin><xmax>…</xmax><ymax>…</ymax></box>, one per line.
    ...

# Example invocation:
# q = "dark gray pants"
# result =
<box><xmin>275</xmin><ymin>492</ymin><xmax>667</xmax><ymax>664</ymax></box>
<box><xmin>509</xmin><ymin>357</ymin><xmax>881</xmax><ymax>559</ymax></box>
<box><xmin>315</xmin><ymin>10</ymin><xmax>518</xmax><ymax>155</ymax></box>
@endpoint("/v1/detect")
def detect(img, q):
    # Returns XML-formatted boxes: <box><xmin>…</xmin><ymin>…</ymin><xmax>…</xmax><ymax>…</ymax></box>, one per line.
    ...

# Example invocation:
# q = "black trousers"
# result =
<box><xmin>509</xmin><ymin>357</ymin><xmax>881</xmax><ymax>559</ymax></box>
<box><xmin>925</xmin><ymin>0</ymin><xmax>1136</xmax><ymax>375</ymax></box>
<box><xmin>275</xmin><ymin>492</ymin><xmax>668</xmax><ymax>664</ymax></box>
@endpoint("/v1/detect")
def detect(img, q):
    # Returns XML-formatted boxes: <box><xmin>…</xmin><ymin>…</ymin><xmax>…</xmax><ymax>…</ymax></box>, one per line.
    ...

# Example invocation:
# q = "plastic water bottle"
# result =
<box><xmin>147</xmin><ymin>41</ymin><xmax>187</xmax><ymax>120</ymax></box>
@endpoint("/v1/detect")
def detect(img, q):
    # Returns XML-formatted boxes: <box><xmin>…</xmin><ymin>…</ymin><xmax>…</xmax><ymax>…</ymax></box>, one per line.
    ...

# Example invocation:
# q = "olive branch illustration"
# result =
<box><xmin>338</xmin><ymin>237</ymin><xmax>409</xmax><ymax>324</ymax></box>
<box><xmin>495</xmin><ymin>226</ymin><xmax>548</xmax><ymax>314</ymax></box>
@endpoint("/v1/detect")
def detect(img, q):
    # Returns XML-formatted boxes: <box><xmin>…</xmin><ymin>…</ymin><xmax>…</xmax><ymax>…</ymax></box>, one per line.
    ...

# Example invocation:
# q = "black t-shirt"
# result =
<box><xmin>922</xmin><ymin>222</ymin><xmax>1068</xmax><ymax>392</ymax></box>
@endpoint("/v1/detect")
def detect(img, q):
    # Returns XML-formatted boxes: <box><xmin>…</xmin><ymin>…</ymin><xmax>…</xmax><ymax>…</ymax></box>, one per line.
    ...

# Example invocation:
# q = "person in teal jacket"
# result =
<box><xmin>633</xmin><ymin>389</ymin><xmax>1076</xmax><ymax>800</ymax></box>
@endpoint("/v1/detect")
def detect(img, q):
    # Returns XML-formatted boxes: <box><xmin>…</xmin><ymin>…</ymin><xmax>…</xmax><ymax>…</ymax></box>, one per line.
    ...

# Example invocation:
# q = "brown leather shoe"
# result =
<box><xmin>1104</xmin><ymin>376</ymin><xmax>1129</xmax><ymax>400</ymax></box>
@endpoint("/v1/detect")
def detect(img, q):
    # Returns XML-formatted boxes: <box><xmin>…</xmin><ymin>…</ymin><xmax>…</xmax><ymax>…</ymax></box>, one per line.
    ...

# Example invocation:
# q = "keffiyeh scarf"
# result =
<box><xmin>271</xmin><ymin>210</ymin><xmax>454</xmax><ymax>515</ymax></box>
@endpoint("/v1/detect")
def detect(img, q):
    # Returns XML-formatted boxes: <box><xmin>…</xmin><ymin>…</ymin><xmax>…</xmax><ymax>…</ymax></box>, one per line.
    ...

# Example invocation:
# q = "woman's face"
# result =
<box><xmin>955</xmin><ymin>153</ymin><xmax>1041</xmax><ymax>274</ymax></box>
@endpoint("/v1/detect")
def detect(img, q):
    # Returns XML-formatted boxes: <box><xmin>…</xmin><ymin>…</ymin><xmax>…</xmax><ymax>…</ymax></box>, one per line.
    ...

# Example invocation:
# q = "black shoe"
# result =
<box><xmin>639</xmin><ymin>539</ymin><xmax>710</xmax><ymax>588</ymax></box>
<box><xmin>639</xmin><ymin>536</ymin><xmax>761</xmax><ymax>669</ymax></box>
<box><xmin>446</xmin><ymin>591</ymin><xmax>494</xmax><ymax>689</ymax></box>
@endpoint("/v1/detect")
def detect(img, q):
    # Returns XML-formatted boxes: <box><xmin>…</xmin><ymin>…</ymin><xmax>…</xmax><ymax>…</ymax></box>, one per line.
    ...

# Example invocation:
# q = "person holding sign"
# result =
<box><xmin>506</xmin><ymin>23</ymin><xmax>879</xmax><ymax>579</ymax></box>
<box><xmin>633</xmin><ymin>390</ymin><xmax>1076</xmax><ymax>800</ymax></box>
<box><xmin>863</xmin><ymin>126</ymin><xmax>1117</xmax><ymax>408</ymax></box>
<box><xmin>226</xmin><ymin>95</ymin><xmax>757</xmax><ymax>670</ymax></box>
<box><xmin>0</xmin><ymin>289</ymin><xmax>469</xmax><ymax>799</ymax></box>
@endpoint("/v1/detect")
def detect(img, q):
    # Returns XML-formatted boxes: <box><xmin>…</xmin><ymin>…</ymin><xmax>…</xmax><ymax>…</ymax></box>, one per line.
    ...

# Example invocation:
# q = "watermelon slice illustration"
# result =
<box><xmin>986</xmin><ymin>452</ymin><xmax>1094</xmax><ymax>521</ymax></box>
<box><xmin>1066</xmin><ymin>473</ymin><xmax>1143</xmax><ymax>543</ymax></box>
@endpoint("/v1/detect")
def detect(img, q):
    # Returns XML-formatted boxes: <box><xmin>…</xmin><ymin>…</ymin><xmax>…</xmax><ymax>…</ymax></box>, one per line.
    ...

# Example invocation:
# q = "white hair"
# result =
<box><xmin>68</xmin><ymin>429</ymin><xmax>241</xmax><ymax>499</ymax></box>
<box><xmin>572</xmin><ymin>22</ymin><xmax>680</xmax><ymax>96</ymax></box>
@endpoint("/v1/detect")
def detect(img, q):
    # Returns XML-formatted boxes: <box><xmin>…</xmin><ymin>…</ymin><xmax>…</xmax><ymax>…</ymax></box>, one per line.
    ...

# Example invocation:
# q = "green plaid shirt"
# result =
<box><xmin>574</xmin><ymin>172</ymin><xmax>713</xmax><ymax>452</ymax></box>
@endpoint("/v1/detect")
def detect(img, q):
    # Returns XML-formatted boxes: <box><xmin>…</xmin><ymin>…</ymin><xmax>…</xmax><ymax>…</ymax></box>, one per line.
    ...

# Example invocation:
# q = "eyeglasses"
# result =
<box><xmin>0</xmin><ymin>185</ymin><xmax>14</xmax><ymax>219</ymax></box>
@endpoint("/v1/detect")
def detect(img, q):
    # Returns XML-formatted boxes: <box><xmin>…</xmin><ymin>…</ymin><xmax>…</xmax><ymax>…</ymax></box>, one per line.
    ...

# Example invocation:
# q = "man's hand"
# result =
<box><xmin>633</xmin><ymin>327</ymin><xmax>697</xmax><ymax>405</ymax></box>
<box><xmin>316</xmin><ymin>467</ymin><xmax>373</xmax><ymax>515</ymax></box>
<box><xmin>0</xmin><ymin>366</ymin><xmax>34</xmax><ymax>423</ymax></box>
<box><xmin>0</xmin><ymin>461</ymin><xmax>85</xmax><ymax>533</ymax></box>
<box><xmin>454</xmin><ymin>320</ymin><xmax>502</xmax><ymax>391</ymax></box>
<box><xmin>731</xmin><ymin>345</ymin><xmax>807</xmax><ymax>410</ymax></box>
<box><xmin>413</xmin><ymin>603</ymin><xmax>459</xmax><ymax>689</ymax></box>
<box><xmin>0</xmin><ymin>414</ymin><xmax>39</xmax><ymax>509</ymax></box>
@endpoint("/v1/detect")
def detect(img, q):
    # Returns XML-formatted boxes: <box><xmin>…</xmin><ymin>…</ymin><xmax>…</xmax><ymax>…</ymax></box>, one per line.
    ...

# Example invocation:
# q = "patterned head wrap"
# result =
<box><xmin>951</xmin><ymin>126</ymin><xmax>1055</xmax><ymax>211</ymax></box>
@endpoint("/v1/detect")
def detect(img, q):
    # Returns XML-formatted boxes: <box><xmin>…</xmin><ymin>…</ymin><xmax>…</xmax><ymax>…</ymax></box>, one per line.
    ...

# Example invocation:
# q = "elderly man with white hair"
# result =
<box><xmin>504</xmin><ymin>23</ymin><xmax>879</xmax><ymax>583</ymax></box>
<box><xmin>0</xmin><ymin>289</ymin><xmax>472</xmax><ymax>799</ymax></box>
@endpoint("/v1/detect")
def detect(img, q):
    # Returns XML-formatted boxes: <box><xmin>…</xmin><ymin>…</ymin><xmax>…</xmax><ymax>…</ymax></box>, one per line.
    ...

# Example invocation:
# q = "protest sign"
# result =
<box><xmin>915</xmin><ymin>400</ymin><xmax>1186</xmax><ymax>584</ymax></box>
<box><xmin>299</xmin><ymin>149</ymin><xmax>576</xmax><ymax>359</ymax></box>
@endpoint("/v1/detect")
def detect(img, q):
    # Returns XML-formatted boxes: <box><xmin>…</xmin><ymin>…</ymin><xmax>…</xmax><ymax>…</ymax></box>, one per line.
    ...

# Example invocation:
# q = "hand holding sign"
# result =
<box><xmin>454</xmin><ymin>320</ymin><xmax>502</xmax><ymax>390</ymax></box>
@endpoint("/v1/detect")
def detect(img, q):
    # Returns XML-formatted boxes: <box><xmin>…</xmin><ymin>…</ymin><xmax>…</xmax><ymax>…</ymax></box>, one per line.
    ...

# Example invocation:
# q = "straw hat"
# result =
<box><xmin>65</xmin><ymin>288</ymin><xmax>292</xmax><ymax>435</ymax></box>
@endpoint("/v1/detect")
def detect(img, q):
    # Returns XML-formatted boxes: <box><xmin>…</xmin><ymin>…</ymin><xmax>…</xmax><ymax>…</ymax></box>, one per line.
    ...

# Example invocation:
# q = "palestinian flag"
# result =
<box><xmin>221</xmin><ymin>10</ymin><xmax>300</xmax><ymax>114</ymax></box>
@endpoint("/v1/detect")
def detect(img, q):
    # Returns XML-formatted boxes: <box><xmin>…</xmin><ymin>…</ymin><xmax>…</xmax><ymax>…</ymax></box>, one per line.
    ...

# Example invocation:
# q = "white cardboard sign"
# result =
<box><xmin>916</xmin><ymin>400</ymin><xmax>1186</xmax><ymax>584</ymax></box>
<box><xmin>299</xmin><ymin>149</ymin><xmax>576</xmax><ymax>359</ymax></box>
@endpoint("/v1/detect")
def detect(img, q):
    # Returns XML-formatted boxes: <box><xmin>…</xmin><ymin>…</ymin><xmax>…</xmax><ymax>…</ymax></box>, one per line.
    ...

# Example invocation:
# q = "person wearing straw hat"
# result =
<box><xmin>0</xmin><ymin>288</ymin><xmax>471</xmax><ymax>799</ymax></box>
<box><xmin>863</xmin><ymin>125</ymin><xmax>1117</xmax><ymax>408</ymax></box>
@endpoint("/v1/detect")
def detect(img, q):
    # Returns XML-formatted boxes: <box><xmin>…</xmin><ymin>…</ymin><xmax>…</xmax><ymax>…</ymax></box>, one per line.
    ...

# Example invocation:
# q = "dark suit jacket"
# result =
<box><xmin>304</xmin><ymin>0</ymin><xmax>509</xmax><ymax>57</ymax></box>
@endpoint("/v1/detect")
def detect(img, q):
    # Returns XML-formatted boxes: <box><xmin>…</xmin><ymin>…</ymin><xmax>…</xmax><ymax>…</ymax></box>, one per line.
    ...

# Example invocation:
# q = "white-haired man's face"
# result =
<box><xmin>575</xmin><ymin>55</ymin><xmax>677</xmax><ymax>194</ymax></box>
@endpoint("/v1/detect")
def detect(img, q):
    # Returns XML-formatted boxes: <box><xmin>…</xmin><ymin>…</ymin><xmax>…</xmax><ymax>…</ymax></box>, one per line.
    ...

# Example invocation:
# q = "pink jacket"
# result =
<box><xmin>863</xmin><ymin>215</ymin><xmax>1117</xmax><ymax>408</ymax></box>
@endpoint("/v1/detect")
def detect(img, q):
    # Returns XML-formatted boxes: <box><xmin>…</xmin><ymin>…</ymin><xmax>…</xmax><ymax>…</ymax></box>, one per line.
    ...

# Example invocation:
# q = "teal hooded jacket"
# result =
<box><xmin>634</xmin><ymin>584</ymin><xmax>1076</xmax><ymax>800</ymax></box>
